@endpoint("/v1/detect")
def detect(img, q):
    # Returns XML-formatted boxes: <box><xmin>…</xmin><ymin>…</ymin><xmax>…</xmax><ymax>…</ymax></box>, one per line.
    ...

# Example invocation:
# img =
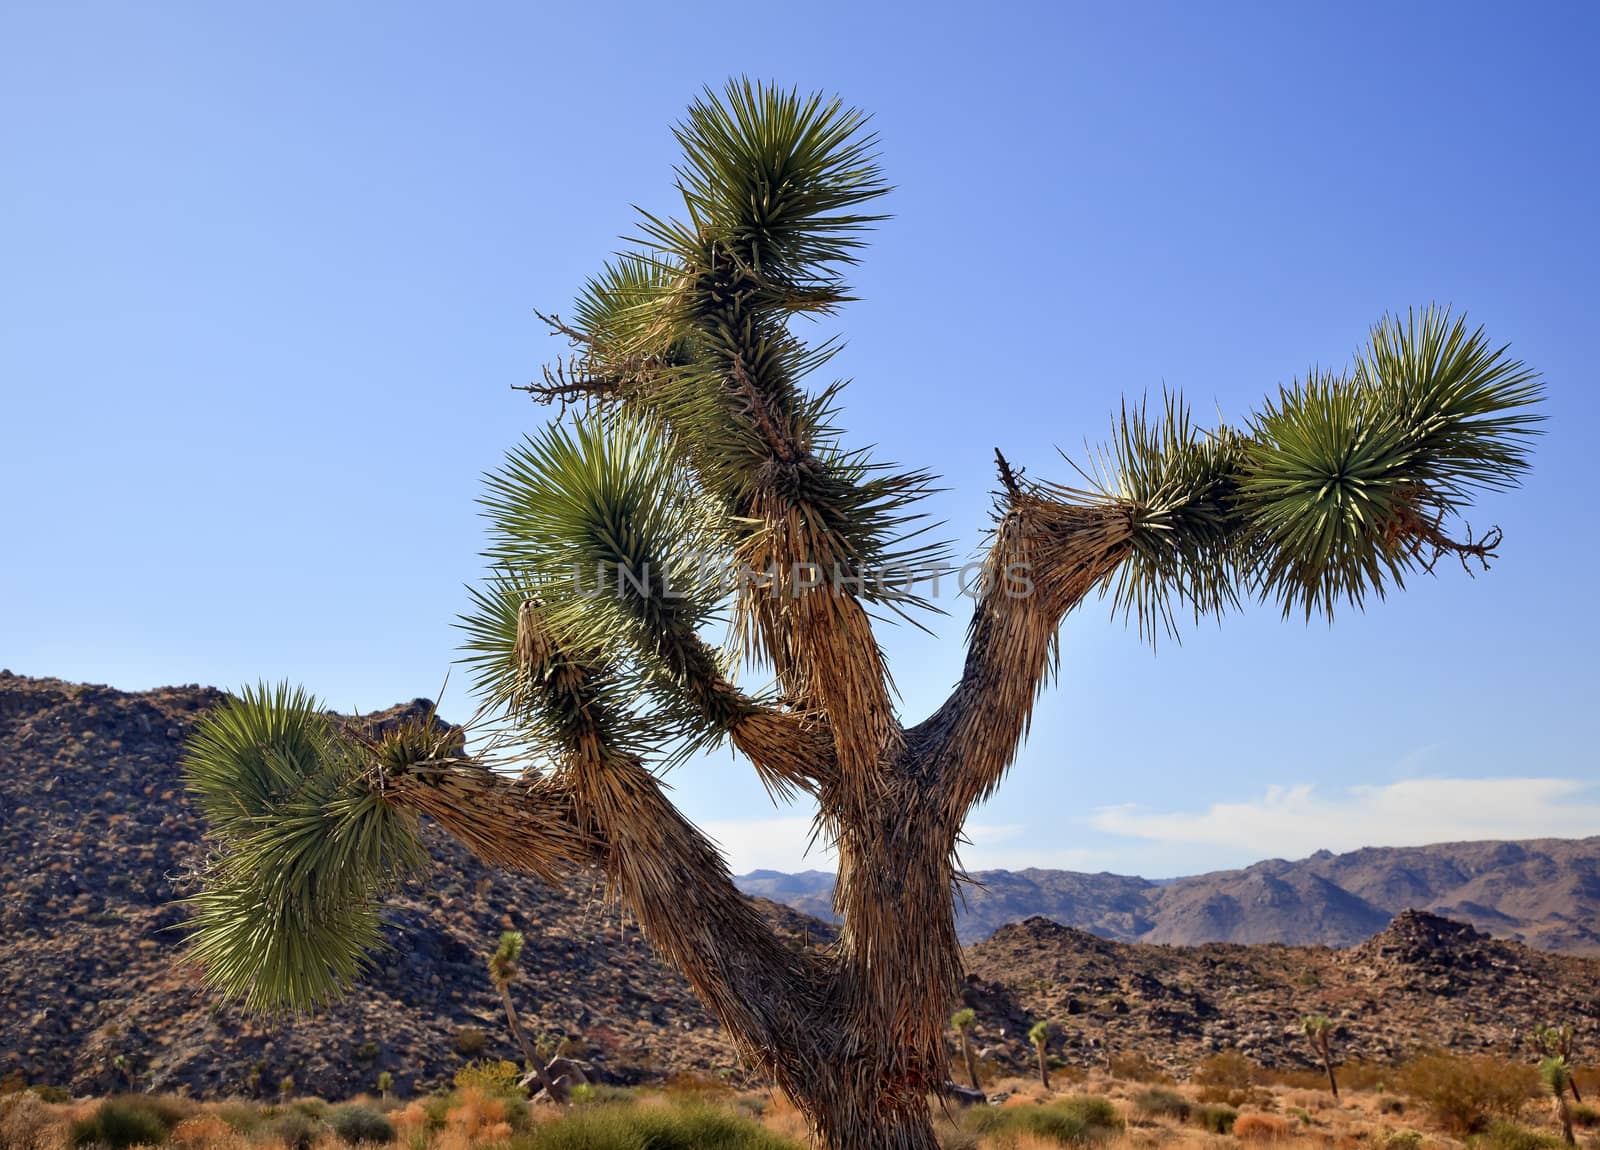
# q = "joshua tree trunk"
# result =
<box><xmin>180</xmin><ymin>81</ymin><xmax>1543</xmax><ymax>1150</ymax></box>
<box><xmin>1319</xmin><ymin>1036</ymin><xmax>1339</xmax><ymax>1100</ymax></box>
<box><xmin>959</xmin><ymin>1031</ymin><xmax>981</xmax><ymax>1093</ymax></box>
<box><xmin>1555</xmin><ymin>1092</ymin><xmax>1576</xmax><ymax>1147</ymax></box>
<box><xmin>496</xmin><ymin>984</ymin><xmax>564</xmax><ymax>1102</ymax></box>
<box><xmin>1036</xmin><ymin>1041</ymin><xmax>1051</xmax><ymax>1089</ymax></box>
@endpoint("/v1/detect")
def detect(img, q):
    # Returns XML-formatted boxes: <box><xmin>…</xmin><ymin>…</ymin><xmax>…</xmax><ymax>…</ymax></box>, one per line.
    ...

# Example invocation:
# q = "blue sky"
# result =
<box><xmin>4</xmin><ymin>2</ymin><xmax>1597</xmax><ymax>877</ymax></box>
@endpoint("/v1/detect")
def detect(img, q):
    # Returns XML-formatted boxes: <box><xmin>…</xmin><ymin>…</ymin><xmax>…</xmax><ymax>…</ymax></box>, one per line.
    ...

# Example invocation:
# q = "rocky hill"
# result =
<box><xmin>3</xmin><ymin>671</ymin><xmax>1597</xmax><ymax>1100</ymax></box>
<box><xmin>960</xmin><ymin>909</ymin><xmax>1600</xmax><ymax>1077</ymax></box>
<box><xmin>0</xmin><ymin>671</ymin><xmax>822</xmax><ymax>1100</ymax></box>
<box><xmin>738</xmin><ymin>842</ymin><xmax>1600</xmax><ymax>953</ymax></box>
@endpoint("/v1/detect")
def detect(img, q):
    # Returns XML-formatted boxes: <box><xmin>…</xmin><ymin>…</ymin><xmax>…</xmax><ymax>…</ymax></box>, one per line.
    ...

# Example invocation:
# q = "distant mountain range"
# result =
<box><xmin>736</xmin><ymin>836</ymin><xmax>1600</xmax><ymax>954</ymax></box>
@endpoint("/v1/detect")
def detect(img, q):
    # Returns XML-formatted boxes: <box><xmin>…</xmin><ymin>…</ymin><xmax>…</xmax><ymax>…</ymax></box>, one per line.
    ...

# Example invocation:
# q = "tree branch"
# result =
<box><xmin>916</xmin><ymin>490</ymin><xmax>1135</xmax><ymax>819</ymax></box>
<box><xmin>382</xmin><ymin>753</ymin><xmax>831</xmax><ymax>1084</ymax></box>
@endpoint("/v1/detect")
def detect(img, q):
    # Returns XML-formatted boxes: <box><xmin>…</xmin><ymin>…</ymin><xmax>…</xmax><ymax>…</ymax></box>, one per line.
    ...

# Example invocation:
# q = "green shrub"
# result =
<box><xmin>453</xmin><ymin>1027</ymin><xmax>488</xmax><ymax>1057</ymax></box>
<box><xmin>452</xmin><ymin>1061</ymin><xmax>521</xmax><ymax>1096</ymax></box>
<box><xmin>26</xmin><ymin>1088</ymin><xmax>70</xmax><ymax>1105</ymax></box>
<box><xmin>1131</xmin><ymin>1088</ymin><xmax>1191</xmax><ymax>1122</ymax></box>
<box><xmin>267</xmin><ymin>1110</ymin><xmax>324</xmax><ymax>1150</ymax></box>
<box><xmin>1571</xmin><ymin>1103</ymin><xmax>1599</xmax><ymax>1129</ymax></box>
<box><xmin>1381</xmin><ymin>1129</ymin><xmax>1424</xmax><ymax>1150</ymax></box>
<box><xmin>964</xmin><ymin>1096</ymin><xmax>1122</xmax><ymax>1146</ymax></box>
<box><xmin>70</xmin><ymin>1098</ymin><xmax>182</xmax><ymax>1150</ymax></box>
<box><xmin>212</xmin><ymin>1102</ymin><xmax>265</xmax><ymax>1135</ymax></box>
<box><xmin>520</xmin><ymin>1099</ymin><xmax>801</xmax><ymax>1149</ymax></box>
<box><xmin>1476</xmin><ymin>1120</ymin><xmax>1566</xmax><ymax>1150</ymax></box>
<box><xmin>1397</xmin><ymin>1054</ymin><xmax>1539</xmax><ymax>1135</ymax></box>
<box><xmin>1193</xmin><ymin>1103</ymin><xmax>1238</xmax><ymax>1134</ymax></box>
<box><xmin>328</xmin><ymin>1104</ymin><xmax>395</xmax><ymax>1145</ymax></box>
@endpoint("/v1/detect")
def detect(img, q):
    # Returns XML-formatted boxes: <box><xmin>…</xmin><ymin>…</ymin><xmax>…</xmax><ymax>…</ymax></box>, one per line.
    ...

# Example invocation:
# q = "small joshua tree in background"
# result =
<box><xmin>486</xmin><ymin>930</ymin><xmax>588</xmax><ymax>1103</ymax></box>
<box><xmin>487</xmin><ymin>931</ymin><xmax>561</xmax><ymax>1101</ymax></box>
<box><xmin>1534</xmin><ymin>1024</ymin><xmax>1583</xmax><ymax>1103</ymax></box>
<box><xmin>951</xmin><ymin>1009</ymin><xmax>981</xmax><ymax>1092</ymax></box>
<box><xmin>278</xmin><ymin>1074</ymin><xmax>296</xmax><ymax>1102</ymax></box>
<box><xmin>1542</xmin><ymin>1057</ymin><xmax>1577</xmax><ymax>1146</ymax></box>
<box><xmin>111</xmin><ymin>1053</ymin><xmax>136</xmax><ymax>1093</ymax></box>
<box><xmin>1028</xmin><ymin>1021</ymin><xmax>1052</xmax><ymax>1089</ymax></box>
<box><xmin>375</xmin><ymin>1071</ymin><xmax>392</xmax><ymax>1101</ymax></box>
<box><xmin>1302</xmin><ymin>1014</ymin><xmax>1339</xmax><ymax>1099</ymax></box>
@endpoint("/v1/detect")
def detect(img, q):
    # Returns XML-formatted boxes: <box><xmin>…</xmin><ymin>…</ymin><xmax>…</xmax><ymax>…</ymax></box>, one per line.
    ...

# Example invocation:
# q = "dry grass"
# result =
<box><xmin>0</xmin><ymin>1060</ymin><xmax>1589</xmax><ymax>1150</ymax></box>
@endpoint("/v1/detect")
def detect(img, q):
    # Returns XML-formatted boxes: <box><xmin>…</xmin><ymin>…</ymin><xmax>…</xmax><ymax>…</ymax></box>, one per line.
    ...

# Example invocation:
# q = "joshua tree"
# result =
<box><xmin>375</xmin><ymin>1071</ymin><xmax>392</xmax><ymax>1101</ymax></box>
<box><xmin>179</xmin><ymin>80</ymin><xmax>1544</xmax><ymax>1150</ymax></box>
<box><xmin>1541</xmin><ymin>1057</ymin><xmax>1577</xmax><ymax>1146</ymax></box>
<box><xmin>951</xmin><ymin>1009</ymin><xmax>982</xmax><ymax>1092</ymax></box>
<box><xmin>486</xmin><ymin>930</ymin><xmax>588</xmax><ymax>1102</ymax></box>
<box><xmin>1029</xmin><ymin>1021</ymin><xmax>1052</xmax><ymax>1089</ymax></box>
<box><xmin>1302</xmin><ymin>1014</ymin><xmax>1339</xmax><ymax>1098</ymax></box>
<box><xmin>278</xmin><ymin>1074</ymin><xmax>295</xmax><ymax>1102</ymax></box>
<box><xmin>1534</xmin><ymin>1024</ymin><xmax>1583</xmax><ymax>1102</ymax></box>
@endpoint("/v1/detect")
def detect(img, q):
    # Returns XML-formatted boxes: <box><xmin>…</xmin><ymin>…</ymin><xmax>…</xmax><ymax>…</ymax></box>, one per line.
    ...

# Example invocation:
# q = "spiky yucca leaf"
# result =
<box><xmin>643</xmin><ymin>79</ymin><xmax>889</xmax><ymax>292</ymax></box>
<box><xmin>1541</xmin><ymin>1056</ymin><xmax>1573</xmax><ymax>1096</ymax></box>
<box><xmin>1241</xmin><ymin>308</ymin><xmax>1541</xmax><ymax>619</ymax></box>
<box><xmin>1071</xmin><ymin>393</ymin><xmax>1246</xmax><ymax>642</ymax></box>
<box><xmin>182</xmin><ymin>684</ymin><xmax>427</xmax><ymax>1011</ymax></box>
<box><xmin>1075</xmin><ymin>308</ymin><xmax>1542</xmax><ymax>635</ymax></box>
<box><xmin>469</xmin><ymin>412</ymin><xmax>755</xmax><ymax>762</ymax></box>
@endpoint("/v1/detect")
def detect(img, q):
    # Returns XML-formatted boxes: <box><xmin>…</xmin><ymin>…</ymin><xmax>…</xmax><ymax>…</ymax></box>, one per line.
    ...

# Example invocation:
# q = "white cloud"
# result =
<box><xmin>698</xmin><ymin>816</ymin><xmax>833</xmax><ymax>874</ymax></box>
<box><xmin>1091</xmin><ymin>776</ymin><xmax>1600</xmax><ymax>860</ymax></box>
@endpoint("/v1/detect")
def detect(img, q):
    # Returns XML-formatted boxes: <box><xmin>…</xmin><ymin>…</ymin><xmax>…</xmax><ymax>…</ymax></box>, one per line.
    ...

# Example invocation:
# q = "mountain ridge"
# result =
<box><xmin>736</xmin><ymin>834</ymin><xmax>1600</xmax><ymax>953</ymax></box>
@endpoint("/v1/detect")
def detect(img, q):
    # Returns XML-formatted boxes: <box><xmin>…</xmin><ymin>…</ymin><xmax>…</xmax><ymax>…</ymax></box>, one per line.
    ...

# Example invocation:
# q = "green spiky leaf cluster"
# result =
<box><xmin>1540</xmin><ymin>1056</ymin><xmax>1573</xmax><ymax>1095</ymax></box>
<box><xmin>1076</xmin><ymin>307</ymin><xmax>1542</xmax><ymax>639</ymax></box>
<box><xmin>182</xmin><ymin>684</ymin><xmax>427</xmax><ymax>1011</ymax></box>
<box><xmin>488</xmin><ymin>929</ymin><xmax>524</xmax><ymax>989</ymax></box>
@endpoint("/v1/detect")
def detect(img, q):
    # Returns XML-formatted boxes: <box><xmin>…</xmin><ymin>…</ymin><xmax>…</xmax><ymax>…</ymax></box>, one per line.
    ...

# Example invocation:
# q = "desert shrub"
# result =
<box><xmin>169</xmin><ymin>1116</ymin><xmax>233</xmax><ymax>1149</ymax></box>
<box><xmin>1131</xmin><ymin>1087</ymin><xmax>1191</xmax><ymax>1122</ymax></box>
<box><xmin>1570</xmin><ymin>1103</ymin><xmax>1599</xmax><ymax>1129</ymax></box>
<box><xmin>1194</xmin><ymin>1051</ymin><xmax>1269</xmax><ymax>1107</ymax></box>
<box><xmin>266</xmin><ymin>1110</ymin><xmax>324</xmax><ymax>1150</ymax></box>
<box><xmin>327</xmin><ymin>1105</ymin><xmax>395</xmax><ymax>1145</ymax></box>
<box><xmin>1</xmin><ymin>1091</ymin><xmax>62</xmax><ymax>1150</ymax></box>
<box><xmin>1107</xmin><ymin>1053</ymin><xmax>1171</xmax><ymax>1084</ymax></box>
<box><xmin>1476</xmin><ymin>1120</ymin><xmax>1566</xmax><ymax>1150</ymax></box>
<box><xmin>1194</xmin><ymin>1051</ymin><xmax>1259</xmax><ymax>1089</ymax></box>
<box><xmin>453</xmin><ymin>1027</ymin><xmax>488</xmax><ymax>1058</ymax></box>
<box><xmin>1233</xmin><ymin>1113</ymin><xmax>1291</xmax><ymax>1141</ymax></box>
<box><xmin>1378</xmin><ymin>1097</ymin><xmax>1407</xmax><ymax>1116</ymax></box>
<box><xmin>210</xmin><ymin>1103</ymin><xmax>265</xmax><ymax>1136</ymax></box>
<box><xmin>26</xmin><ymin>1091</ymin><xmax>69</xmax><ymax>1107</ymax></box>
<box><xmin>1397</xmin><ymin>1054</ymin><xmax>1539</xmax><ymax>1135</ymax></box>
<box><xmin>1193</xmin><ymin>1103</ymin><xmax>1238</xmax><ymax>1135</ymax></box>
<box><xmin>289</xmin><ymin>1100</ymin><xmax>329</xmax><ymax>1120</ymax></box>
<box><xmin>662</xmin><ymin>1072</ymin><xmax>733</xmax><ymax>1098</ymax></box>
<box><xmin>964</xmin><ymin>1095</ymin><xmax>1122</xmax><ymax>1146</ymax></box>
<box><xmin>1381</xmin><ymin>1129</ymin><xmax>1425</xmax><ymax>1150</ymax></box>
<box><xmin>69</xmin><ymin>1098</ymin><xmax>183</xmax><ymax>1150</ymax></box>
<box><xmin>452</xmin><ymin>1062</ymin><xmax>521</xmax><ymax>1097</ymax></box>
<box><xmin>519</xmin><ymin>1099</ymin><xmax>801</xmax><ymax>1150</ymax></box>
